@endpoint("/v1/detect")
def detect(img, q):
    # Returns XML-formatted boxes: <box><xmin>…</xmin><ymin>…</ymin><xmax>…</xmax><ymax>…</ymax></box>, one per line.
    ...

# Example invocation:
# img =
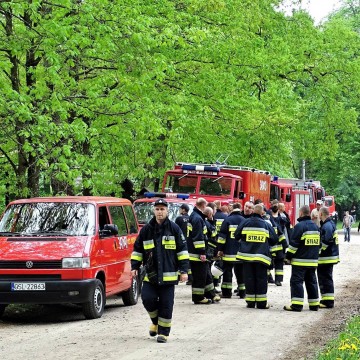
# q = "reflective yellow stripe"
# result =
<box><xmin>162</xmin><ymin>239</ymin><xmax>176</xmax><ymax>245</ymax></box>
<box><xmin>194</xmin><ymin>241</ymin><xmax>205</xmax><ymax>249</ymax></box>
<box><xmin>177</xmin><ymin>251</ymin><xmax>189</xmax><ymax>260</ymax></box>
<box><xmin>158</xmin><ymin>317</ymin><xmax>172</xmax><ymax>328</ymax></box>
<box><xmin>144</xmin><ymin>240</ymin><xmax>155</xmax><ymax>250</ymax></box>
<box><xmin>163</xmin><ymin>275</ymin><xmax>178</xmax><ymax>281</ymax></box>
<box><xmin>217</xmin><ymin>237</ymin><xmax>226</xmax><ymax>244</ymax></box>
<box><xmin>291</xmin><ymin>259</ymin><xmax>318</xmax><ymax>267</ymax></box>
<box><xmin>237</xmin><ymin>253</ymin><xmax>271</xmax><ymax>266</ymax></box>
<box><xmin>131</xmin><ymin>252</ymin><xmax>143</xmax><ymax>261</ymax></box>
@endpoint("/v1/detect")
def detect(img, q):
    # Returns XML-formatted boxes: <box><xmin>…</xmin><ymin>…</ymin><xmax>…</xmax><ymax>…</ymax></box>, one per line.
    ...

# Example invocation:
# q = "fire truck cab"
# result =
<box><xmin>162</xmin><ymin>163</ymin><xmax>271</xmax><ymax>206</ymax></box>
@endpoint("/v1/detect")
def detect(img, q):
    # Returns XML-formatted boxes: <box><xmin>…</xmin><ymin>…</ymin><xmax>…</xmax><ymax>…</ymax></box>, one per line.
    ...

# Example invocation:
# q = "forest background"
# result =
<box><xmin>0</xmin><ymin>0</ymin><xmax>359</xmax><ymax>216</ymax></box>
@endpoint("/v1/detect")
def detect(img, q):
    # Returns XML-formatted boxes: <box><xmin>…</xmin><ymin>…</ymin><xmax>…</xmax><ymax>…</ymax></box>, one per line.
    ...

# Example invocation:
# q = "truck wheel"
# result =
<box><xmin>122</xmin><ymin>275</ymin><xmax>139</xmax><ymax>306</ymax></box>
<box><xmin>82</xmin><ymin>280</ymin><xmax>105</xmax><ymax>319</ymax></box>
<box><xmin>0</xmin><ymin>305</ymin><xmax>7</xmax><ymax>318</ymax></box>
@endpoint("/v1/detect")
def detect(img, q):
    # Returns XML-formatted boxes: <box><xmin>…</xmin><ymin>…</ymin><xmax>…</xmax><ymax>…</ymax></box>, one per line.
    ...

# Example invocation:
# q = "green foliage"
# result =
<box><xmin>0</xmin><ymin>0</ymin><xmax>359</xmax><ymax>206</ymax></box>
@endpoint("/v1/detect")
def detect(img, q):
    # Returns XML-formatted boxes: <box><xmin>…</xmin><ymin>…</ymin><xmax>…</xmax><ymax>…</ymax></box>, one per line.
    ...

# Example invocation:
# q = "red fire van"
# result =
<box><xmin>0</xmin><ymin>196</ymin><xmax>140</xmax><ymax>319</ymax></box>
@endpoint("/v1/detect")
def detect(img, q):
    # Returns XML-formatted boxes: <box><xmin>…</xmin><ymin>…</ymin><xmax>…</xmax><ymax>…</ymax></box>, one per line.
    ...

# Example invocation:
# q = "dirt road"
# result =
<box><xmin>1</xmin><ymin>230</ymin><xmax>359</xmax><ymax>360</ymax></box>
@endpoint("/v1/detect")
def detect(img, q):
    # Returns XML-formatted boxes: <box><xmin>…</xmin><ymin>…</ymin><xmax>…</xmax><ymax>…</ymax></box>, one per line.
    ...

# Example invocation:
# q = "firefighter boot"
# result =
<box><xmin>149</xmin><ymin>324</ymin><xmax>158</xmax><ymax>337</ymax></box>
<box><xmin>157</xmin><ymin>335</ymin><xmax>168</xmax><ymax>343</ymax></box>
<box><xmin>283</xmin><ymin>305</ymin><xmax>302</xmax><ymax>312</ymax></box>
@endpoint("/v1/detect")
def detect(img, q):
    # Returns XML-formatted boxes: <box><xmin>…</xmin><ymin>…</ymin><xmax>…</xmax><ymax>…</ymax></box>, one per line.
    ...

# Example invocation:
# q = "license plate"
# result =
<box><xmin>11</xmin><ymin>282</ymin><xmax>46</xmax><ymax>291</ymax></box>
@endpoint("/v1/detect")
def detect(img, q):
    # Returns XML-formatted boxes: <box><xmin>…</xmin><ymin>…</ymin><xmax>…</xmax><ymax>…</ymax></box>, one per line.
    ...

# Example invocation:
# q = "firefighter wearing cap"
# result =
<box><xmin>131</xmin><ymin>198</ymin><xmax>189</xmax><ymax>343</ymax></box>
<box><xmin>217</xmin><ymin>203</ymin><xmax>246</xmax><ymax>298</ymax></box>
<box><xmin>187</xmin><ymin>197</ymin><xmax>217</xmax><ymax>304</ymax></box>
<box><xmin>284</xmin><ymin>204</ymin><xmax>320</xmax><ymax>312</ymax></box>
<box><xmin>235</xmin><ymin>204</ymin><xmax>279</xmax><ymax>309</ymax></box>
<box><xmin>317</xmin><ymin>206</ymin><xmax>339</xmax><ymax>309</ymax></box>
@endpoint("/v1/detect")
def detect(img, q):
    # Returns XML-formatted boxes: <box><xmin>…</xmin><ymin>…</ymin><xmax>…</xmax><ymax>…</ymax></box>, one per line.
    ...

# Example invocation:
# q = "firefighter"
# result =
<box><xmin>318</xmin><ymin>206</ymin><xmax>340</xmax><ymax>308</ymax></box>
<box><xmin>131</xmin><ymin>198</ymin><xmax>189</xmax><ymax>343</ymax></box>
<box><xmin>203</xmin><ymin>206</ymin><xmax>221</xmax><ymax>300</ymax></box>
<box><xmin>268</xmin><ymin>200</ymin><xmax>288</xmax><ymax>286</ymax></box>
<box><xmin>175</xmin><ymin>203</ymin><xmax>190</xmax><ymax>237</ymax></box>
<box><xmin>241</xmin><ymin>201</ymin><xmax>254</xmax><ymax>219</ymax></box>
<box><xmin>175</xmin><ymin>203</ymin><xmax>192</xmax><ymax>285</ymax></box>
<box><xmin>188</xmin><ymin>198</ymin><xmax>218</xmax><ymax>304</ymax></box>
<box><xmin>235</xmin><ymin>204</ymin><xmax>279</xmax><ymax>309</ymax></box>
<box><xmin>284</xmin><ymin>204</ymin><xmax>320</xmax><ymax>312</ymax></box>
<box><xmin>214</xmin><ymin>199</ymin><xmax>228</xmax><ymax>233</ymax></box>
<box><xmin>217</xmin><ymin>203</ymin><xmax>245</xmax><ymax>298</ymax></box>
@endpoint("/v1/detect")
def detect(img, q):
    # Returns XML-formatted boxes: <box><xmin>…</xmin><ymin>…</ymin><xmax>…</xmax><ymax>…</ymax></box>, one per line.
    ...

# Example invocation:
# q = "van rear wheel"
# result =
<box><xmin>122</xmin><ymin>275</ymin><xmax>139</xmax><ymax>306</ymax></box>
<box><xmin>82</xmin><ymin>280</ymin><xmax>105</xmax><ymax>319</ymax></box>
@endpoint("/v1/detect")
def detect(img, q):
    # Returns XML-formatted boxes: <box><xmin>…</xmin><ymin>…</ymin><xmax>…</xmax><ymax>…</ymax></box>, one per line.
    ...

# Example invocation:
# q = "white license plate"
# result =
<box><xmin>11</xmin><ymin>282</ymin><xmax>46</xmax><ymax>291</ymax></box>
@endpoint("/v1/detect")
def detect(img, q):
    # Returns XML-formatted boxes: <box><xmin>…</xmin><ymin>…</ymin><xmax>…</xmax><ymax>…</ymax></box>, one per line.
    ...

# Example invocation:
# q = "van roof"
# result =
<box><xmin>9</xmin><ymin>196</ymin><xmax>132</xmax><ymax>206</ymax></box>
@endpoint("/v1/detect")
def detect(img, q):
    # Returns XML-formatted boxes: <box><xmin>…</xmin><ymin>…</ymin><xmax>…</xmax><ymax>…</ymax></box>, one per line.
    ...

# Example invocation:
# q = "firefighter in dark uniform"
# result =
<box><xmin>217</xmin><ymin>203</ymin><xmax>246</xmax><ymax>298</ymax></box>
<box><xmin>175</xmin><ymin>203</ymin><xmax>192</xmax><ymax>284</ymax></box>
<box><xmin>175</xmin><ymin>203</ymin><xmax>190</xmax><ymax>237</ymax></box>
<box><xmin>284</xmin><ymin>204</ymin><xmax>320</xmax><ymax>312</ymax></box>
<box><xmin>318</xmin><ymin>206</ymin><xmax>340</xmax><ymax>308</ymax></box>
<box><xmin>131</xmin><ymin>198</ymin><xmax>189</xmax><ymax>343</ymax></box>
<box><xmin>268</xmin><ymin>200</ymin><xmax>288</xmax><ymax>286</ymax></box>
<box><xmin>214</xmin><ymin>199</ymin><xmax>228</xmax><ymax>233</ymax></box>
<box><xmin>188</xmin><ymin>198</ymin><xmax>217</xmax><ymax>304</ymax></box>
<box><xmin>235</xmin><ymin>204</ymin><xmax>279</xmax><ymax>309</ymax></box>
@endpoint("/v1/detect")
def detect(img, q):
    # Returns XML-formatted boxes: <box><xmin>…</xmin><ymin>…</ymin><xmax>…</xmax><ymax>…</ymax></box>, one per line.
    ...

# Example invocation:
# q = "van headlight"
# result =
<box><xmin>62</xmin><ymin>257</ymin><xmax>90</xmax><ymax>268</ymax></box>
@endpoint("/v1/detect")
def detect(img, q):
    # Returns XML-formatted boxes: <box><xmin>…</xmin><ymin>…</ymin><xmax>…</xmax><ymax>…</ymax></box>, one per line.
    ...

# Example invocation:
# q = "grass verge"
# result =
<box><xmin>316</xmin><ymin>316</ymin><xmax>360</xmax><ymax>359</ymax></box>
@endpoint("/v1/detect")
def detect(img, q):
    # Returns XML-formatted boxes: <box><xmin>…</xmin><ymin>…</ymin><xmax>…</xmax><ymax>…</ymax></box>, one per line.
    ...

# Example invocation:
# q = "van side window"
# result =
<box><xmin>109</xmin><ymin>207</ymin><xmax>127</xmax><ymax>236</ymax></box>
<box><xmin>123</xmin><ymin>205</ymin><xmax>138</xmax><ymax>234</ymax></box>
<box><xmin>99</xmin><ymin>206</ymin><xmax>110</xmax><ymax>230</ymax></box>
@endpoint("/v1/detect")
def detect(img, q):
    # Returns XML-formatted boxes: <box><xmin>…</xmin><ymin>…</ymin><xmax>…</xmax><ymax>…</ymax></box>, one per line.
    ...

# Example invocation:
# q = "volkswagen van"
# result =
<box><xmin>0</xmin><ymin>196</ymin><xmax>139</xmax><ymax>319</ymax></box>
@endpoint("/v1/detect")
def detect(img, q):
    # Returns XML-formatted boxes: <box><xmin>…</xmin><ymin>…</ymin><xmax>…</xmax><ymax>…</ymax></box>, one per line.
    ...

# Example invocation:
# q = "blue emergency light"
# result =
<box><xmin>181</xmin><ymin>164</ymin><xmax>220</xmax><ymax>172</ymax></box>
<box><xmin>144</xmin><ymin>192</ymin><xmax>190</xmax><ymax>200</ymax></box>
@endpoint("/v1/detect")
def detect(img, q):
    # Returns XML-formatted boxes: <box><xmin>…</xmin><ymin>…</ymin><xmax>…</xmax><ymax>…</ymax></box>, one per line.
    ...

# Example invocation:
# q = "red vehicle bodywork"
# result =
<box><xmin>0</xmin><ymin>196</ymin><xmax>140</xmax><ymax>319</ymax></box>
<box><xmin>162</xmin><ymin>163</ymin><xmax>336</xmax><ymax>225</ymax></box>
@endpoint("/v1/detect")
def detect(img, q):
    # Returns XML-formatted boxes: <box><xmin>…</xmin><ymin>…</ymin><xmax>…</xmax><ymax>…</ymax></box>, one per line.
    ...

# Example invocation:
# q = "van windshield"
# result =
<box><xmin>0</xmin><ymin>202</ymin><xmax>96</xmax><ymax>236</ymax></box>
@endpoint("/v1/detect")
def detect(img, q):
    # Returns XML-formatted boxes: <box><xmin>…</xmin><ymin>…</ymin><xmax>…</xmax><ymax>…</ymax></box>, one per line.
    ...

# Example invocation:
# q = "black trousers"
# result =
<box><xmin>290</xmin><ymin>266</ymin><xmax>319</xmax><ymax>311</ymax></box>
<box><xmin>317</xmin><ymin>264</ymin><xmax>335</xmax><ymax>307</ymax></box>
<box><xmin>243</xmin><ymin>262</ymin><xmax>268</xmax><ymax>309</ymax></box>
<box><xmin>221</xmin><ymin>261</ymin><xmax>245</xmax><ymax>297</ymax></box>
<box><xmin>141</xmin><ymin>282</ymin><xmax>175</xmax><ymax>336</ymax></box>
<box><xmin>190</xmin><ymin>261</ymin><xmax>215</xmax><ymax>302</ymax></box>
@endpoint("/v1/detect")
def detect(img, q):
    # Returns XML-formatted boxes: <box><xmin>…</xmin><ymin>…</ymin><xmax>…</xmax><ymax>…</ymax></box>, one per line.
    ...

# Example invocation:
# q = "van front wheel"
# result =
<box><xmin>82</xmin><ymin>280</ymin><xmax>105</xmax><ymax>319</ymax></box>
<box><xmin>122</xmin><ymin>275</ymin><xmax>139</xmax><ymax>306</ymax></box>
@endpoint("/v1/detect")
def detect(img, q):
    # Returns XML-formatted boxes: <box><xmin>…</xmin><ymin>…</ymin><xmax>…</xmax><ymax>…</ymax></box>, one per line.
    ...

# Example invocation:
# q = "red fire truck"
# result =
<box><xmin>161</xmin><ymin>162</ymin><xmax>336</xmax><ymax>225</ymax></box>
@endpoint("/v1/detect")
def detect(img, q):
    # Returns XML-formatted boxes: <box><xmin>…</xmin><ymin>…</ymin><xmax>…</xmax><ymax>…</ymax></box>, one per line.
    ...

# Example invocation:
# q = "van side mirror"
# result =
<box><xmin>285</xmin><ymin>194</ymin><xmax>291</xmax><ymax>202</ymax></box>
<box><xmin>100</xmin><ymin>224</ymin><xmax>118</xmax><ymax>237</ymax></box>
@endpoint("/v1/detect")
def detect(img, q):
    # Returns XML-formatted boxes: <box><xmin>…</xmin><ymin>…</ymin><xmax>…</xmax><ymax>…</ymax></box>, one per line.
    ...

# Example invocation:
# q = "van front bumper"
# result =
<box><xmin>0</xmin><ymin>279</ymin><xmax>98</xmax><ymax>304</ymax></box>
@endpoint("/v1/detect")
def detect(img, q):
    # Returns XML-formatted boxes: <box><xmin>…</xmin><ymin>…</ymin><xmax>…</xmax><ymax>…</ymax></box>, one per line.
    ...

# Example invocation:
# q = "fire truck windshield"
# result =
<box><xmin>199</xmin><ymin>177</ymin><xmax>232</xmax><ymax>196</ymax></box>
<box><xmin>165</xmin><ymin>175</ymin><xmax>197</xmax><ymax>193</ymax></box>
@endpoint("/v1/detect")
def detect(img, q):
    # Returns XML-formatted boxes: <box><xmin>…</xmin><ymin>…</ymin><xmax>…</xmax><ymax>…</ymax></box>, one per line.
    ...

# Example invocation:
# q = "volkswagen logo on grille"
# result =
<box><xmin>26</xmin><ymin>261</ymin><xmax>34</xmax><ymax>268</ymax></box>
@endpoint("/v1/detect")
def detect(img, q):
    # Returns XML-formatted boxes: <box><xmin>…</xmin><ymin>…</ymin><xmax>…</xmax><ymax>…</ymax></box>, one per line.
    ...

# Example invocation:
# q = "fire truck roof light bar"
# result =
<box><xmin>144</xmin><ymin>192</ymin><xmax>190</xmax><ymax>200</ymax></box>
<box><xmin>181</xmin><ymin>164</ymin><xmax>220</xmax><ymax>173</ymax></box>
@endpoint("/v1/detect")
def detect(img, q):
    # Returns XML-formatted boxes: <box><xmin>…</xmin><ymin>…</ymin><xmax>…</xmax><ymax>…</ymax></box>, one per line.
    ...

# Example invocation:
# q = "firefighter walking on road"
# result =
<box><xmin>131</xmin><ymin>198</ymin><xmax>189</xmax><ymax>343</ymax></box>
<box><xmin>318</xmin><ymin>206</ymin><xmax>340</xmax><ymax>308</ymax></box>
<box><xmin>217</xmin><ymin>203</ymin><xmax>246</xmax><ymax>298</ymax></box>
<box><xmin>284</xmin><ymin>205</ymin><xmax>321</xmax><ymax>312</ymax></box>
<box><xmin>235</xmin><ymin>204</ymin><xmax>279</xmax><ymax>309</ymax></box>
